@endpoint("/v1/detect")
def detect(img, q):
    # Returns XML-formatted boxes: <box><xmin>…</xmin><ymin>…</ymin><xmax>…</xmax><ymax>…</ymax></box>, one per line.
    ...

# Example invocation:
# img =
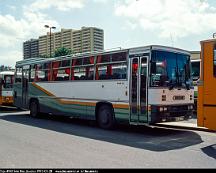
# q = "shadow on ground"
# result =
<box><xmin>0</xmin><ymin>113</ymin><xmax>203</xmax><ymax>152</ymax></box>
<box><xmin>0</xmin><ymin>106</ymin><xmax>22</xmax><ymax>112</ymax></box>
<box><xmin>201</xmin><ymin>145</ymin><xmax>216</xmax><ymax>160</ymax></box>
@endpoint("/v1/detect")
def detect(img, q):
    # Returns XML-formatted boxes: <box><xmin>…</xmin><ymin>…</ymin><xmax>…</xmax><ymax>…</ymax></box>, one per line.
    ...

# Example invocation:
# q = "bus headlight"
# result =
<box><xmin>159</xmin><ymin>107</ymin><xmax>164</xmax><ymax>112</ymax></box>
<box><xmin>164</xmin><ymin>107</ymin><xmax>168</xmax><ymax>111</ymax></box>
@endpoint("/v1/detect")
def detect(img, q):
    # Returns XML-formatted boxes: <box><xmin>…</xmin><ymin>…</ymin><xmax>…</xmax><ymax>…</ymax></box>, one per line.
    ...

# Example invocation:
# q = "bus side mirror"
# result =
<box><xmin>151</xmin><ymin>62</ymin><xmax>156</xmax><ymax>73</ymax></box>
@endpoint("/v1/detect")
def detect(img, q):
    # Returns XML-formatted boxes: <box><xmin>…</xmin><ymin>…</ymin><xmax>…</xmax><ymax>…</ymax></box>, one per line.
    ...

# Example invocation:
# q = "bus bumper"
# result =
<box><xmin>150</xmin><ymin>104</ymin><xmax>194</xmax><ymax>124</ymax></box>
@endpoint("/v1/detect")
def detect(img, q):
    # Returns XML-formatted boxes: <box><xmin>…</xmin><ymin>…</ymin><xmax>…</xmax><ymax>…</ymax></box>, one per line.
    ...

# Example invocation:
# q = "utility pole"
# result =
<box><xmin>44</xmin><ymin>25</ymin><xmax>56</xmax><ymax>57</ymax></box>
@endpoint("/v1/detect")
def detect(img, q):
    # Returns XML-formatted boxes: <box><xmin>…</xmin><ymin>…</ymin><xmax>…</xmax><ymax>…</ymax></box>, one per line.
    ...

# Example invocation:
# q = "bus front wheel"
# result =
<box><xmin>97</xmin><ymin>105</ymin><xmax>115</xmax><ymax>130</ymax></box>
<box><xmin>30</xmin><ymin>100</ymin><xmax>39</xmax><ymax>118</ymax></box>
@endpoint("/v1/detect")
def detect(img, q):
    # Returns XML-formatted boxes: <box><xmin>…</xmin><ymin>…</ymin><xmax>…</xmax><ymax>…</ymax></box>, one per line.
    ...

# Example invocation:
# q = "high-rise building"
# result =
<box><xmin>23</xmin><ymin>39</ymin><xmax>39</xmax><ymax>59</ymax></box>
<box><xmin>38</xmin><ymin>27</ymin><xmax>104</xmax><ymax>57</ymax></box>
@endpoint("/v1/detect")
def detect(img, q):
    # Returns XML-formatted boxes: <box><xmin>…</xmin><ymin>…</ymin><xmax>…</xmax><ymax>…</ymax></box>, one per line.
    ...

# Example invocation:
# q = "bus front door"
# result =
<box><xmin>130</xmin><ymin>57</ymin><xmax>148</xmax><ymax>124</ymax></box>
<box><xmin>22</xmin><ymin>69</ymin><xmax>29</xmax><ymax>109</ymax></box>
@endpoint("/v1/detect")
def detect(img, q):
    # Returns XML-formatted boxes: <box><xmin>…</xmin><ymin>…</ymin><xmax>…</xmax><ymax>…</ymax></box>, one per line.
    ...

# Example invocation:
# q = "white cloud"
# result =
<box><xmin>0</xmin><ymin>7</ymin><xmax>59</xmax><ymax>48</ymax></box>
<box><xmin>93</xmin><ymin>0</ymin><xmax>109</xmax><ymax>4</ymax></box>
<box><xmin>115</xmin><ymin>0</ymin><xmax>216</xmax><ymax>39</ymax></box>
<box><xmin>30</xmin><ymin>0</ymin><xmax>85</xmax><ymax>11</ymax></box>
<box><xmin>0</xmin><ymin>14</ymin><xmax>27</xmax><ymax>48</ymax></box>
<box><xmin>0</xmin><ymin>50</ymin><xmax>22</xmax><ymax>67</ymax></box>
<box><xmin>0</xmin><ymin>4</ymin><xmax>60</xmax><ymax>67</ymax></box>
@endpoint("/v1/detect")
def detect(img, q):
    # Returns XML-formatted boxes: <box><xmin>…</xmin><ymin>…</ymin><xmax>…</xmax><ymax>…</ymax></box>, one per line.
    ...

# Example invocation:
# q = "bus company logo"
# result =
<box><xmin>173</xmin><ymin>96</ymin><xmax>185</xmax><ymax>100</ymax></box>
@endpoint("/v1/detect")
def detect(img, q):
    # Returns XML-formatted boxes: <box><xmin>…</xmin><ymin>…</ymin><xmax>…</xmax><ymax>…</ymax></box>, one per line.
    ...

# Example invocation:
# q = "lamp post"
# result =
<box><xmin>44</xmin><ymin>25</ymin><xmax>56</xmax><ymax>57</ymax></box>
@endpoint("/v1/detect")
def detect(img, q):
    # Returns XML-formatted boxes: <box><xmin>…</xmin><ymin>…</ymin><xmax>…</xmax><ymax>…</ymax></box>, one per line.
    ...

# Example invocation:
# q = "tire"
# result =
<box><xmin>97</xmin><ymin>105</ymin><xmax>115</xmax><ymax>130</ymax></box>
<box><xmin>30</xmin><ymin>100</ymin><xmax>40</xmax><ymax>118</ymax></box>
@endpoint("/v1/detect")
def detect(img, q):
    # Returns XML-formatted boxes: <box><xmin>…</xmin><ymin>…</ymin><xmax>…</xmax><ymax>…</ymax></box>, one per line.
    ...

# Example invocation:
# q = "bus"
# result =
<box><xmin>0</xmin><ymin>71</ymin><xmax>15</xmax><ymax>106</ymax></box>
<box><xmin>13</xmin><ymin>45</ymin><xmax>194</xmax><ymax>129</ymax></box>
<box><xmin>191</xmin><ymin>59</ymin><xmax>201</xmax><ymax>110</ymax></box>
<box><xmin>198</xmin><ymin>39</ymin><xmax>216</xmax><ymax>131</ymax></box>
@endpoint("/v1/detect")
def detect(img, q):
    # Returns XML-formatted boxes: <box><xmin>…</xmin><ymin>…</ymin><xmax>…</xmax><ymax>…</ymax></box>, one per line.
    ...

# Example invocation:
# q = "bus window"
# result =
<box><xmin>191</xmin><ymin>61</ymin><xmax>200</xmax><ymax>82</ymax></box>
<box><xmin>112</xmin><ymin>52</ymin><xmax>127</xmax><ymax>62</ymax></box>
<box><xmin>98</xmin><ymin>54</ymin><xmax>110</xmax><ymax>63</ymax></box>
<box><xmin>35</xmin><ymin>63</ymin><xmax>52</xmax><ymax>82</ymax></box>
<box><xmin>73</xmin><ymin>66</ymin><xmax>94</xmax><ymax>80</ymax></box>
<box><xmin>83</xmin><ymin>56</ymin><xmax>94</xmax><ymax>65</ymax></box>
<box><xmin>60</xmin><ymin>60</ymin><xmax>71</xmax><ymax>67</ymax></box>
<box><xmin>4</xmin><ymin>75</ymin><xmax>13</xmax><ymax>88</ymax></box>
<box><xmin>111</xmin><ymin>63</ymin><xmax>127</xmax><ymax>79</ymax></box>
<box><xmin>15</xmin><ymin>68</ymin><xmax>22</xmax><ymax>83</ymax></box>
<box><xmin>96</xmin><ymin>52</ymin><xmax>127</xmax><ymax>80</ymax></box>
<box><xmin>55</xmin><ymin>69</ymin><xmax>70</xmax><ymax>81</ymax></box>
<box><xmin>30</xmin><ymin>65</ymin><xmax>36</xmax><ymax>82</ymax></box>
<box><xmin>52</xmin><ymin>61</ymin><xmax>60</xmax><ymax>81</ymax></box>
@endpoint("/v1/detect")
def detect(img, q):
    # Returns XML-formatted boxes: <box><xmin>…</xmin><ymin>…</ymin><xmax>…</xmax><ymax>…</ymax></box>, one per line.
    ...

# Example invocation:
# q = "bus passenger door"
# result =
<box><xmin>22</xmin><ymin>69</ymin><xmax>29</xmax><ymax>109</ymax></box>
<box><xmin>130</xmin><ymin>57</ymin><xmax>148</xmax><ymax>124</ymax></box>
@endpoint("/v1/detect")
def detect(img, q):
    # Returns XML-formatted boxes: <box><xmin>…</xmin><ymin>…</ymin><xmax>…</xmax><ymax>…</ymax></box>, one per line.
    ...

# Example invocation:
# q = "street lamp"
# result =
<box><xmin>44</xmin><ymin>25</ymin><xmax>56</xmax><ymax>57</ymax></box>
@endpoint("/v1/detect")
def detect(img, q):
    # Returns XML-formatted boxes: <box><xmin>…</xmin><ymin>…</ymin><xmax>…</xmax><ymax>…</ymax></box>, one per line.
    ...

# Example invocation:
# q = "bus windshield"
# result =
<box><xmin>4</xmin><ymin>75</ymin><xmax>14</xmax><ymax>88</ymax></box>
<box><xmin>151</xmin><ymin>50</ymin><xmax>191</xmax><ymax>89</ymax></box>
<box><xmin>191</xmin><ymin>61</ymin><xmax>200</xmax><ymax>82</ymax></box>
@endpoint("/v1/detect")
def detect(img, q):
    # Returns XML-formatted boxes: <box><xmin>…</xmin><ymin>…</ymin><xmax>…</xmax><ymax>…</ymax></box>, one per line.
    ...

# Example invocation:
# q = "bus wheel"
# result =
<box><xmin>30</xmin><ymin>100</ymin><xmax>39</xmax><ymax>118</ymax></box>
<box><xmin>98</xmin><ymin>105</ymin><xmax>115</xmax><ymax>130</ymax></box>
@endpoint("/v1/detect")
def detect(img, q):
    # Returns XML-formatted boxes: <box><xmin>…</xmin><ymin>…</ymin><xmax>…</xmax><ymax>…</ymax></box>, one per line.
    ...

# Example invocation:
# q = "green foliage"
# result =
<box><xmin>54</xmin><ymin>47</ymin><xmax>72</xmax><ymax>57</ymax></box>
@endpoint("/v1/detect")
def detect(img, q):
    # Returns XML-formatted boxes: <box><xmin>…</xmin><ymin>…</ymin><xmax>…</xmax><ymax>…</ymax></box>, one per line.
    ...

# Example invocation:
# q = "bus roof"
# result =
<box><xmin>16</xmin><ymin>45</ymin><xmax>191</xmax><ymax>67</ymax></box>
<box><xmin>129</xmin><ymin>45</ymin><xmax>190</xmax><ymax>56</ymax></box>
<box><xmin>200</xmin><ymin>38</ymin><xmax>216</xmax><ymax>43</ymax></box>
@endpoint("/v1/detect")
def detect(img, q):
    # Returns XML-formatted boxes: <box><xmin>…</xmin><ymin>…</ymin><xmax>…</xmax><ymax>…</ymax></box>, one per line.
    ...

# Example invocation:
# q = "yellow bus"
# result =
<box><xmin>198</xmin><ymin>39</ymin><xmax>216</xmax><ymax>131</ymax></box>
<box><xmin>0</xmin><ymin>71</ymin><xmax>15</xmax><ymax>106</ymax></box>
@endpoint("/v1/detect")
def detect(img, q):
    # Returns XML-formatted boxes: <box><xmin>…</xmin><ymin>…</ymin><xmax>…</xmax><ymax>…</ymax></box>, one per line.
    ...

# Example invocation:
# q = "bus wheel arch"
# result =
<box><xmin>29</xmin><ymin>98</ymin><xmax>40</xmax><ymax>118</ymax></box>
<box><xmin>95</xmin><ymin>102</ymin><xmax>116</xmax><ymax>130</ymax></box>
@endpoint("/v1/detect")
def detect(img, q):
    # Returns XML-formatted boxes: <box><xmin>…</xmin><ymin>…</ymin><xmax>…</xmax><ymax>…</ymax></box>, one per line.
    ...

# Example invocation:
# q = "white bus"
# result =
<box><xmin>0</xmin><ymin>71</ymin><xmax>15</xmax><ymax>106</ymax></box>
<box><xmin>13</xmin><ymin>45</ymin><xmax>194</xmax><ymax>129</ymax></box>
<box><xmin>191</xmin><ymin>59</ymin><xmax>201</xmax><ymax>110</ymax></box>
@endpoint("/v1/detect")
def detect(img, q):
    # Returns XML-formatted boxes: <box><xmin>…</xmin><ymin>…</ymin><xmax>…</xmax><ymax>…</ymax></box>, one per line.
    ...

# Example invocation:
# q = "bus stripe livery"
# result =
<box><xmin>33</xmin><ymin>81</ymin><xmax>130</xmax><ymax>109</ymax></box>
<box><xmin>14</xmin><ymin>45</ymin><xmax>194</xmax><ymax>129</ymax></box>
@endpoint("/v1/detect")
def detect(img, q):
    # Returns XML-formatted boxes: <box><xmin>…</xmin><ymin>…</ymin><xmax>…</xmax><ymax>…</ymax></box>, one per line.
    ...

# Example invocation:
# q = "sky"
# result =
<box><xmin>1</xmin><ymin>0</ymin><xmax>216</xmax><ymax>67</ymax></box>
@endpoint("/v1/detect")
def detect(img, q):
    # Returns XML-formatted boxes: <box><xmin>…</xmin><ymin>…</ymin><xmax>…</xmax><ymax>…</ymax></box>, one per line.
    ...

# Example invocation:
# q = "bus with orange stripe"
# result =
<box><xmin>13</xmin><ymin>45</ymin><xmax>194</xmax><ymax>129</ymax></box>
<box><xmin>0</xmin><ymin>71</ymin><xmax>15</xmax><ymax>106</ymax></box>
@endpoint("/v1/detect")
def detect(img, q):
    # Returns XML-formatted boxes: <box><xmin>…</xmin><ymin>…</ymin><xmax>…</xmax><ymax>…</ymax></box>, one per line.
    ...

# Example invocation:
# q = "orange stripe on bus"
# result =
<box><xmin>59</xmin><ymin>100</ymin><xmax>96</xmax><ymax>107</ymax></box>
<box><xmin>113</xmin><ymin>104</ymin><xmax>129</xmax><ymax>109</ymax></box>
<box><xmin>32</xmin><ymin>82</ymin><xmax>55</xmax><ymax>97</ymax></box>
<box><xmin>31</xmin><ymin>82</ymin><xmax>129</xmax><ymax>109</ymax></box>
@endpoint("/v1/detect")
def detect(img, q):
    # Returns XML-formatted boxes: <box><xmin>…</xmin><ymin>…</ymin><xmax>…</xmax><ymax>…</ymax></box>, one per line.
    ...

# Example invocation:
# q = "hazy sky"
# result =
<box><xmin>1</xmin><ymin>0</ymin><xmax>216</xmax><ymax>67</ymax></box>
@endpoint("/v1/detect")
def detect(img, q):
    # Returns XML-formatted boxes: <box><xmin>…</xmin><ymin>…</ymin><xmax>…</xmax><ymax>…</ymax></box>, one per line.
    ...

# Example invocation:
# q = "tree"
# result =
<box><xmin>54</xmin><ymin>47</ymin><xmax>72</xmax><ymax>57</ymax></box>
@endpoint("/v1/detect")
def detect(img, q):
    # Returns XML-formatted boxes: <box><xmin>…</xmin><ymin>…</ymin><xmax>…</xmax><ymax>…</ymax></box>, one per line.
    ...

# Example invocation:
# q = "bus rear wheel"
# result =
<box><xmin>30</xmin><ymin>100</ymin><xmax>39</xmax><ymax>118</ymax></box>
<box><xmin>97</xmin><ymin>105</ymin><xmax>115</xmax><ymax>130</ymax></box>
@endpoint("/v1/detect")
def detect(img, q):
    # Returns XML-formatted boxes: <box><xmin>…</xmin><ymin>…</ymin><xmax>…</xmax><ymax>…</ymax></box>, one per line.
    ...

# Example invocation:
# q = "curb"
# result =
<box><xmin>156</xmin><ymin>123</ymin><xmax>215</xmax><ymax>133</ymax></box>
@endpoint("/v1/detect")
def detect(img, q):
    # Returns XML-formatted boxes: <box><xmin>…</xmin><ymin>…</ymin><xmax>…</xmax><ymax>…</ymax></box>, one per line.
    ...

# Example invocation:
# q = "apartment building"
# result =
<box><xmin>23</xmin><ymin>39</ymin><xmax>39</xmax><ymax>59</ymax></box>
<box><xmin>38</xmin><ymin>27</ymin><xmax>104</xmax><ymax>57</ymax></box>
